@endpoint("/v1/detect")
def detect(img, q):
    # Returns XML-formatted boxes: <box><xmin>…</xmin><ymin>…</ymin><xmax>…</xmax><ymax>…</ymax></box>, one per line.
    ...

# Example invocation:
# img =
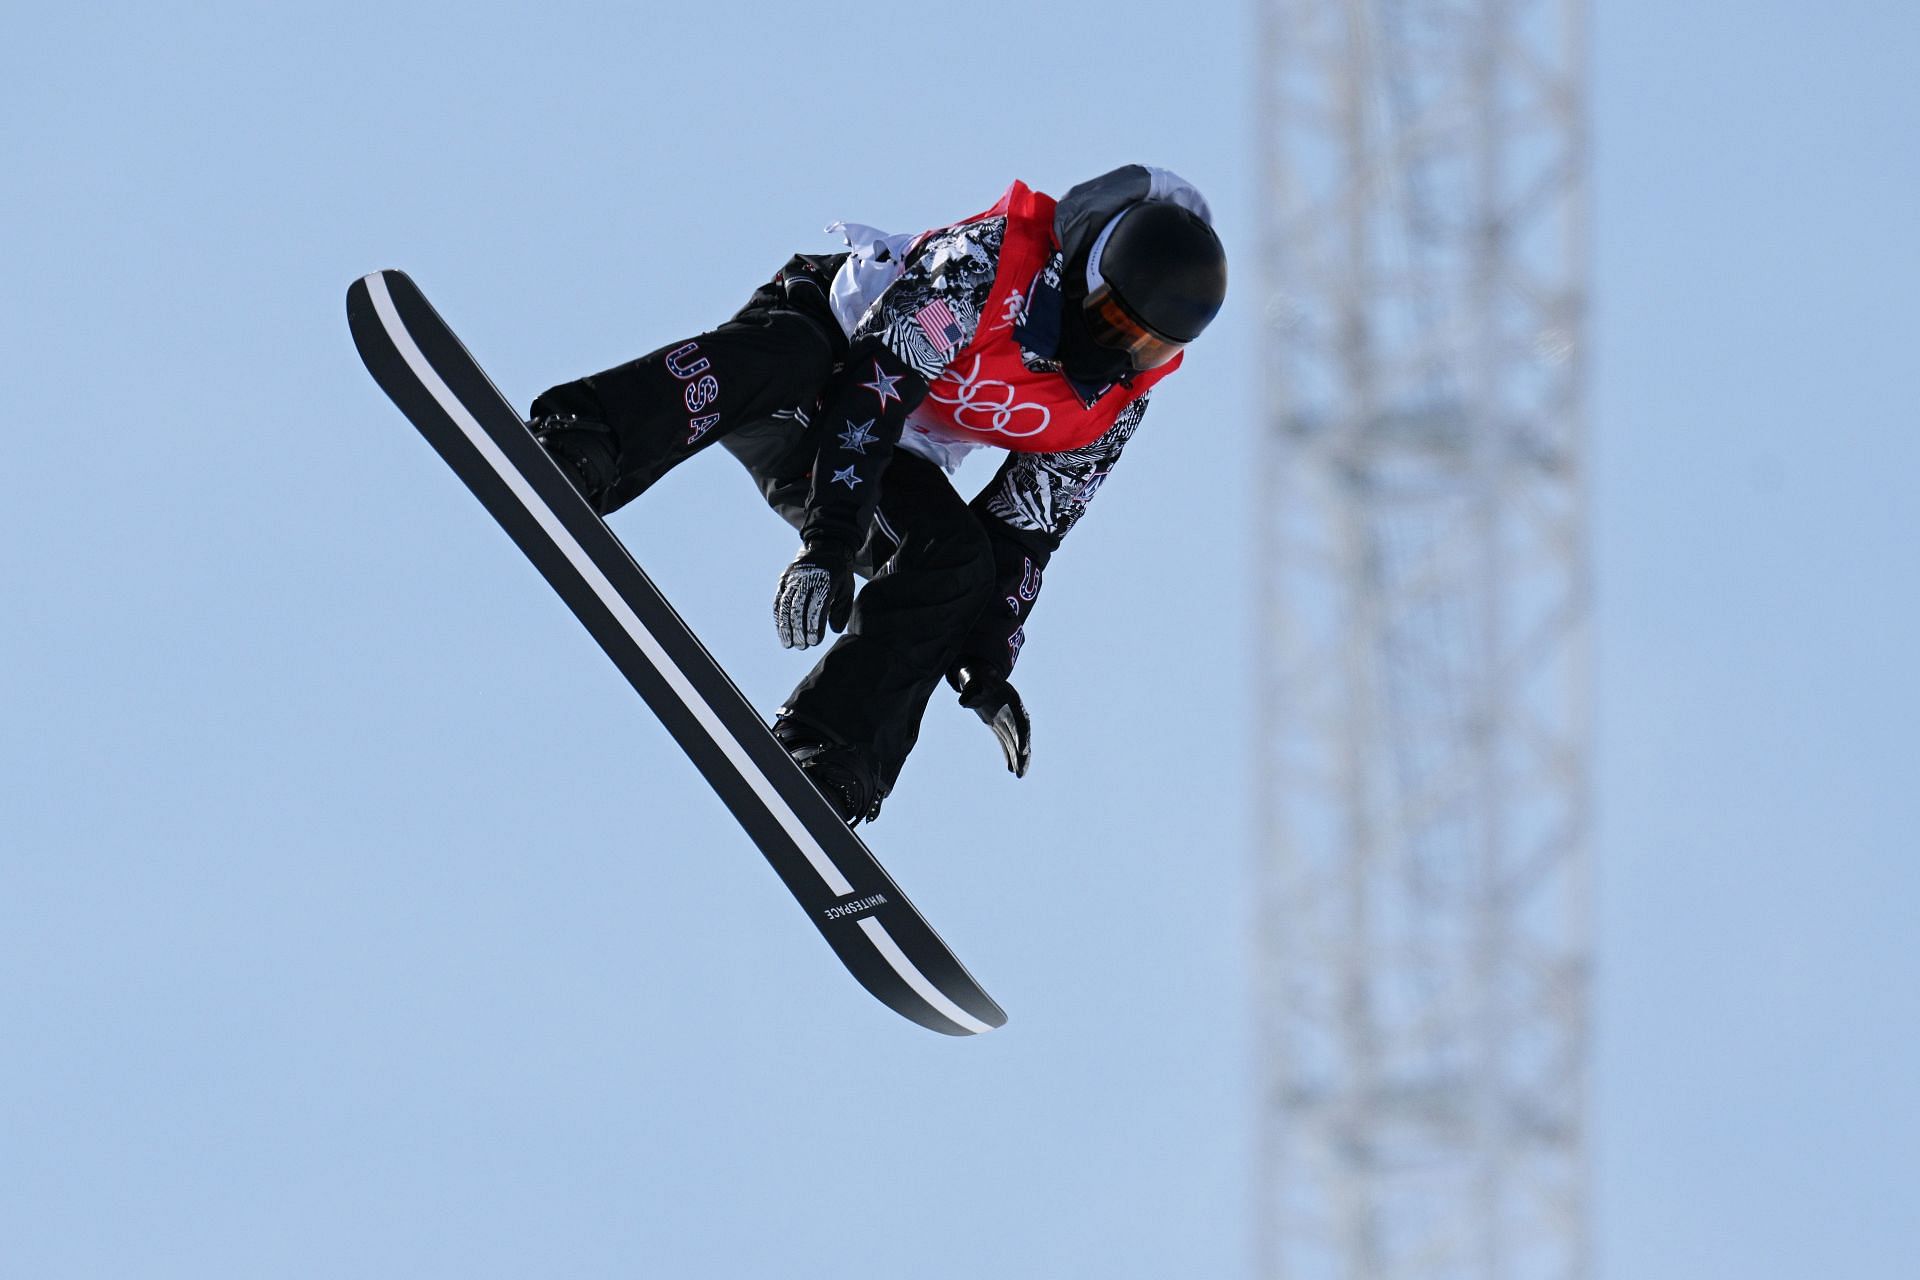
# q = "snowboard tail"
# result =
<box><xmin>346</xmin><ymin>270</ymin><xmax>1004</xmax><ymax>1036</ymax></box>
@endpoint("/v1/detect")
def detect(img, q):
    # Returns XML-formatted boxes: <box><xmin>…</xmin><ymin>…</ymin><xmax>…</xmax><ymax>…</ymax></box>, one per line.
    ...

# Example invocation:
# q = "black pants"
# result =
<box><xmin>530</xmin><ymin>256</ymin><xmax>998</xmax><ymax>797</ymax></box>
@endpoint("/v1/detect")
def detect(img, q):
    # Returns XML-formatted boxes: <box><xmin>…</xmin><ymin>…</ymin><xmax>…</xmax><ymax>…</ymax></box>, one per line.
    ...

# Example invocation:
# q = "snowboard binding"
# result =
<box><xmin>774</xmin><ymin>715</ymin><xmax>884</xmax><ymax>826</ymax></box>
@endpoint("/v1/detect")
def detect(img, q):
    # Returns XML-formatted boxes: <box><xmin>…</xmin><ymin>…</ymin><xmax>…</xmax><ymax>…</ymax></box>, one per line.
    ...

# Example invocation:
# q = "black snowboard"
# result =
<box><xmin>346</xmin><ymin>270</ymin><xmax>1005</xmax><ymax>1036</ymax></box>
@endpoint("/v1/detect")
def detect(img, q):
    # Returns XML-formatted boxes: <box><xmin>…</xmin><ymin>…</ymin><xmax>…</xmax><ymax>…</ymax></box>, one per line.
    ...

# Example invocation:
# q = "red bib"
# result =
<box><xmin>908</xmin><ymin>182</ymin><xmax>1179</xmax><ymax>455</ymax></box>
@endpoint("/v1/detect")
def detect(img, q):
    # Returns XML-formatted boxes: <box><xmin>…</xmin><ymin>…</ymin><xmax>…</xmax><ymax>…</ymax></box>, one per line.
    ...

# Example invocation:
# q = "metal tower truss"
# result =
<box><xmin>1253</xmin><ymin>1</ymin><xmax>1592</xmax><ymax>1278</ymax></box>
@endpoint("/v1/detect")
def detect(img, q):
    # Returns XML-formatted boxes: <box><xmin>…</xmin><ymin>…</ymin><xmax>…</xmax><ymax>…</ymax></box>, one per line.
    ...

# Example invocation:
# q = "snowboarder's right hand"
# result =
<box><xmin>774</xmin><ymin>540</ymin><xmax>854</xmax><ymax>649</ymax></box>
<box><xmin>950</xmin><ymin>665</ymin><xmax>1033</xmax><ymax>778</ymax></box>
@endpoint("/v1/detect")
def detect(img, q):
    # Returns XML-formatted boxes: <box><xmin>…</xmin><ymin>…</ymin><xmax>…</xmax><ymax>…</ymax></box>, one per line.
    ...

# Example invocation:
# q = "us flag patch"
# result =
<box><xmin>913</xmin><ymin>298</ymin><xmax>966</xmax><ymax>354</ymax></box>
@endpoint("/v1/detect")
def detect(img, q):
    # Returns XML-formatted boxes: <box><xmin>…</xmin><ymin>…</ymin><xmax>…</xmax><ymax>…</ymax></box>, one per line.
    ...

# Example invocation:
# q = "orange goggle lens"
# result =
<box><xmin>1084</xmin><ymin>284</ymin><xmax>1186</xmax><ymax>371</ymax></box>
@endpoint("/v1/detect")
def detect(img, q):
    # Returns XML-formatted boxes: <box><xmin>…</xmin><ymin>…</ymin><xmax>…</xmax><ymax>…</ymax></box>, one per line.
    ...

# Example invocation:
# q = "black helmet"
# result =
<box><xmin>1083</xmin><ymin>200</ymin><xmax>1227</xmax><ymax>370</ymax></box>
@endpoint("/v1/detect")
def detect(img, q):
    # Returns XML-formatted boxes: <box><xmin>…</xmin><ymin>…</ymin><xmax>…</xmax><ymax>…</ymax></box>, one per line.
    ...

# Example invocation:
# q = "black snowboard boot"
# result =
<box><xmin>528</xmin><ymin>413</ymin><xmax>620</xmax><ymax>511</ymax></box>
<box><xmin>773</xmin><ymin>715</ymin><xmax>883</xmax><ymax>827</ymax></box>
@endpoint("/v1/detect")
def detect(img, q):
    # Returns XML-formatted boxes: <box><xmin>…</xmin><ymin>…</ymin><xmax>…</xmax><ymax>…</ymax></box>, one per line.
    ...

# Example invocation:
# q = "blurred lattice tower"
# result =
<box><xmin>1253</xmin><ymin>2</ymin><xmax>1591</xmax><ymax>1278</ymax></box>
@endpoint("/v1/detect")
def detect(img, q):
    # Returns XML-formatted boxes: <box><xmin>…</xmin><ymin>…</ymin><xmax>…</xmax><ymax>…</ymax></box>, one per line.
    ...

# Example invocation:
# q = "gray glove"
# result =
<box><xmin>774</xmin><ymin>540</ymin><xmax>854</xmax><ymax>650</ymax></box>
<box><xmin>951</xmin><ymin>665</ymin><xmax>1032</xmax><ymax>778</ymax></box>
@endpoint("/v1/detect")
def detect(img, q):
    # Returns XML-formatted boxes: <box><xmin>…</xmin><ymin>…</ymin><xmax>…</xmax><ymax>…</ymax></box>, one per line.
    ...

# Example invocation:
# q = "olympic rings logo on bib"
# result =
<box><xmin>928</xmin><ymin>356</ymin><xmax>1052</xmax><ymax>438</ymax></box>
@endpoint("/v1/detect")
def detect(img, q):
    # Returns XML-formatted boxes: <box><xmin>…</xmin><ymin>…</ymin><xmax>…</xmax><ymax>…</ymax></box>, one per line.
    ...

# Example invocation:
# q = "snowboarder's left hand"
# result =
<box><xmin>951</xmin><ymin>665</ymin><xmax>1032</xmax><ymax>778</ymax></box>
<box><xmin>774</xmin><ymin>540</ymin><xmax>854</xmax><ymax>649</ymax></box>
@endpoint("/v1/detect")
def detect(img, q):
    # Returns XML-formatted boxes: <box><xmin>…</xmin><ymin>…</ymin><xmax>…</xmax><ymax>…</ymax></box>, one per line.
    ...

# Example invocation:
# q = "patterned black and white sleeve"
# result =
<box><xmin>975</xmin><ymin>392</ymin><xmax>1149</xmax><ymax>544</ymax></box>
<box><xmin>800</xmin><ymin>220</ymin><xmax>1007</xmax><ymax>551</ymax></box>
<box><xmin>951</xmin><ymin>394</ymin><xmax>1151</xmax><ymax>680</ymax></box>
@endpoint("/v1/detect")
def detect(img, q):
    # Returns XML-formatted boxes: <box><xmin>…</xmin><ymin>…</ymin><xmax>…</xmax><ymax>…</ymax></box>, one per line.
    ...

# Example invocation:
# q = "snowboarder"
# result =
<box><xmin>525</xmin><ymin>164</ymin><xmax>1227</xmax><ymax>824</ymax></box>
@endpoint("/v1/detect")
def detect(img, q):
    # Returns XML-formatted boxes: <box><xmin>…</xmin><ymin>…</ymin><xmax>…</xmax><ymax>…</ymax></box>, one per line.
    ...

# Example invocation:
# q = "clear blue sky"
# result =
<box><xmin>3</xmin><ymin>2</ymin><xmax>1914</xmax><ymax>1277</ymax></box>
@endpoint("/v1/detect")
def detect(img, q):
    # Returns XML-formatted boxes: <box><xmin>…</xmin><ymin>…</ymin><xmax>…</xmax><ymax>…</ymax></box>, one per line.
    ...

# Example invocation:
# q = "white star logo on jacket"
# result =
<box><xmin>838</xmin><ymin>420</ymin><xmax>879</xmax><ymax>454</ymax></box>
<box><xmin>860</xmin><ymin>361</ymin><xmax>903</xmax><ymax>410</ymax></box>
<box><xmin>831</xmin><ymin>465</ymin><xmax>863</xmax><ymax>490</ymax></box>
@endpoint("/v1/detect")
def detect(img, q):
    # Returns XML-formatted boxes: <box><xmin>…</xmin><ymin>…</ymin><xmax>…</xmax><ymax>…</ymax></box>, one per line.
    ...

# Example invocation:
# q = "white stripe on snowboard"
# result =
<box><xmin>364</xmin><ymin>274</ymin><xmax>994</xmax><ymax>1035</ymax></box>
<box><xmin>857</xmin><ymin>918</ymin><xmax>994</xmax><ymax>1034</ymax></box>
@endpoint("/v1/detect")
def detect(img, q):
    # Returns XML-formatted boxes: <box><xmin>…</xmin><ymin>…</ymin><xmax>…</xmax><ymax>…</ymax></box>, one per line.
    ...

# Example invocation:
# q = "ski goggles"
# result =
<box><xmin>1083</xmin><ymin>283</ymin><xmax>1187</xmax><ymax>371</ymax></box>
